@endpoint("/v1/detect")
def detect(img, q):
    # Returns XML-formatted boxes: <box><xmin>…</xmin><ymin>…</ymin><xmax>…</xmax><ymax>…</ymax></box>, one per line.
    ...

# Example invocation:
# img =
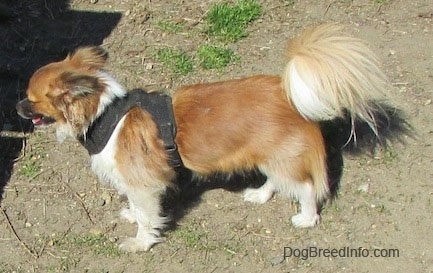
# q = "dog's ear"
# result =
<box><xmin>50</xmin><ymin>71</ymin><xmax>103</xmax><ymax>99</ymax></box>
<box><xmin>67</xmin><ymin>46</ymin><xmax>108</xmax><ymax>69</ymax></box>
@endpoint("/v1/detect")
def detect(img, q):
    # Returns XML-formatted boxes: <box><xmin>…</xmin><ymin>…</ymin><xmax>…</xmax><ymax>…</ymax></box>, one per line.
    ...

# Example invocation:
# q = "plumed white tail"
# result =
<box><xmin>283</xmin><ymin>24</ymin><xmax>389</xmax><ymax>134</ymax></box>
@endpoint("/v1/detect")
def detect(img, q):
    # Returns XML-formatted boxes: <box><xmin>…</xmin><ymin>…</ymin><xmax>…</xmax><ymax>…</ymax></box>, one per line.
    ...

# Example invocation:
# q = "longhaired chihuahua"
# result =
<box><xmin>16</xmin><ymin>24</ymin><xmax>389</xmax><ymax>252</ymax></box>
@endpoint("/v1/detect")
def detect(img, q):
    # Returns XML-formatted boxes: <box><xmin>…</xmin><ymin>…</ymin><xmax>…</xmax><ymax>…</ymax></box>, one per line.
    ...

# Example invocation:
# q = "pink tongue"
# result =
<box><xmin>32</xmin><ymin>117</ymin><xmax>42</xmax><ymax>124</ymax></box>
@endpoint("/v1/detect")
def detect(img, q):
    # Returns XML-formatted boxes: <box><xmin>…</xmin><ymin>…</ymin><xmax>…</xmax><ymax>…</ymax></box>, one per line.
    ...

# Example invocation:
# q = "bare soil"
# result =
<box><xmin>1</xmin><ymin>0</ymin><xmax>432</xmax><ymax>272</ymax></box>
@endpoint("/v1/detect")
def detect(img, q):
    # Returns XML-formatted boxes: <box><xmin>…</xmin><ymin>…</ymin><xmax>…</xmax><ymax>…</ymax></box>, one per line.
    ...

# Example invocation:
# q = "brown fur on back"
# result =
<box><xmin>173</xmin><ymin>75</ymin><xmax>323</xmax><ymax>176</ymax></box>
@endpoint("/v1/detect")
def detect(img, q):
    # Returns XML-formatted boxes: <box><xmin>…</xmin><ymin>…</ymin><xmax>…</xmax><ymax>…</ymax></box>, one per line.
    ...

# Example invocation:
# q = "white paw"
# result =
<box><xmin>119</xmin><ymin>235</ymin><xmax>163</xmax><ymax>253</ymax></box>
<box><xmin>243</xmin><ymin>187</ymin><xmax>274</xmax><ymax>204</ymax></box>
<box><xmin>291</xmin><ymin>213</ymin><xmax>320</xmax><ymax>228</ymax></box>
<box><xmin>120</xmin><ymin>208</ymin><xmax>136</xmax><ymax>224</ymax></box>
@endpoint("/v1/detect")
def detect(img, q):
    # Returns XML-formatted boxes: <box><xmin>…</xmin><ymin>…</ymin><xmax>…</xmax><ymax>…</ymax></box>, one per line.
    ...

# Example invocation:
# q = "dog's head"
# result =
<box><xmin>16</xmin><ymin>46</ymin><xmax>123</xmax><ymax>139</ymax></box>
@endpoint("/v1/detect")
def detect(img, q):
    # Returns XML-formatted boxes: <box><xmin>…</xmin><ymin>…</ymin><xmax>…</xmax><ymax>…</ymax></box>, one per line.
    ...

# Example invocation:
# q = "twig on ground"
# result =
<box><xmin>250</xmin><ymin>231</ymin><xmax>297</xmax><ymax>241</ymax></box>
<box><xmin>0</xmin><ymin>205</ymin><xmax>38</xmax><ymax>258</ymax></box>
<box><xmin>60</xmin><ymin>176</ymin><xmax>95</xmax><ymax>224</ymax></box>
<box><xmin>324</xmin><ymin>1</ymin><xmax>335</xmax><ymax>16</ymax></box>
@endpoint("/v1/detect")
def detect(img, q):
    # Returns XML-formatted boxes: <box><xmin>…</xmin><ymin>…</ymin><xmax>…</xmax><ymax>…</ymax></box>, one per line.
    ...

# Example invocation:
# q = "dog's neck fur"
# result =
<box><xmin>56</xmin><ymin>71</ymin><xmax>127</xmax><ymax>143</ymax></box>
<box><xmin>55</xmin><ymin>71</ymin><xmax>183</xmax><ymax>167</ymax></box>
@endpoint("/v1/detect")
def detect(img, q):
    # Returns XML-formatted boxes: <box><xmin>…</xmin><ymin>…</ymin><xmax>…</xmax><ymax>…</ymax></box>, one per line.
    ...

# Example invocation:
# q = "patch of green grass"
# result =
<box><xmin>222</xmin><ymin>239</ymin><xmax>246</xmax><ymax>257</ymax></box>
<box><xmin>371</xmin><ymin>146</ymin><xmax>398</xmax><ymax>165</ymax></box>
<box><xmin>154</xmin><ymin>1</ymin><xmax>262</xmax><ymax>73</ymax></box>
<box><xmin>58</xmin><ymin>257</ymin><xmax>80</xmax><ymax>273</ymax></box>
<box><xmin>197</xmin><ymin>45</ymin><xmax>239</xmax><ymax>69</ymax></box>
<box><xmin>157</xmin><ymin>20</ymin><xmax>184</xmax><ymax>33</ymax></box>
<box><xmin>18</xmin><ymin>132</ymin><xmax>48</xmax><ymax>178</ymax></box>
<box><xmin>0</xmin><ymin>264</ymin><xmax>10</xmax><ymax>273</ymax></box>
<box><xmin>54</xmin><ymin>233</ymin><xmax>121</xmax><ymax>257</ymax></box>
<box><xmin>19</xmin><ymin>153</ymin><xmax>41</xmax><ymax>178</ymax></box>
<box><xmin>173</xmin><ymin>226</ymin><xmax>205</xmax><ymax>248</ymax></box>
<box><xmin>156</xmin><ymin>48</ymin><xmax>194</xmax><ymax>75</ymax></box>
<box><xmin>380</xmin><ymin>148</ymin><xmax>398</xmax><ymax>164</ymax></box>
<box><xmin>205</xmin><ymin>0</ymin><xmax>262</xmax><ymax>43</ymax></box>
<box><xmin>71</xmin><ymin>234</ymin><xmax>120</xmax><ymax>256</ymax></box>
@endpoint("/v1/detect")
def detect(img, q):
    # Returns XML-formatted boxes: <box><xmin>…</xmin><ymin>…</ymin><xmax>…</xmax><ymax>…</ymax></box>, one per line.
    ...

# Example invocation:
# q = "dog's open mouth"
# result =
<box><xmin>31</xmin><ymin>115</ymin><xmax>56</xmax><ymax>126</ymax></box>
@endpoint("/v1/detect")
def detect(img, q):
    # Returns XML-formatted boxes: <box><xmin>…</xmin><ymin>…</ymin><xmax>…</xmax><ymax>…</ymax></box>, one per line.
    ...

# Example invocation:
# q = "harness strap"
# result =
<box><xmin>79</xmin><ymin>89</ymin><xmax>183</xmax><ymax>168</ymax></box>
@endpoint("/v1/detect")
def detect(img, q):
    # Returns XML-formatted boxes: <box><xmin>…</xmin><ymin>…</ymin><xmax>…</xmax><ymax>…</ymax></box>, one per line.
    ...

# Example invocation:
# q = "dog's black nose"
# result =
<box><xmin>16</xmin><ymin>98</ymin><xmax>33</xmax><ymax>119</ymax></box>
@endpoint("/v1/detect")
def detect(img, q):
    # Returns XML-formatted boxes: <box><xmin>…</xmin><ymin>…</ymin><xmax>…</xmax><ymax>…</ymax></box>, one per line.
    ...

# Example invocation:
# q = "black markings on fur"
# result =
<box><xmin>60</xmin><ymin>72</ymin><xmax>103</xmax><ymax>97</ymax></box>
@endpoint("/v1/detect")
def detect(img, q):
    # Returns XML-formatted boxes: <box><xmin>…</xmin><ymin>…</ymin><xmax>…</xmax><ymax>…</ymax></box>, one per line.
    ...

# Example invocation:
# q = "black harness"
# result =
<box><xmin>78</xmin><ymin>89</ymin><xmax>183</xmax><ymax>168</ymax></box>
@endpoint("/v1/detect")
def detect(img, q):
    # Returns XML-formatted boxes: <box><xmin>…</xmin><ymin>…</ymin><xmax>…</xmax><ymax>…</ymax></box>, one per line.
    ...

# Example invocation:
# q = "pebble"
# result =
<box><xmin>145</xmin><ymin>63</ymin><xmax>154</xmax><ymax>70</ymax></box>
<box><xmin>89</xmin><ymin>227</ymin><xmax>103</xmax><ymax>236</ymax></box>
<box><xmin>270</xmin><ymin>256</ymin><xmax>285</xmax><ymax>266</ymax></box>
<box><xmin>100</xmin><ymin>192</ymin><xmax>112</xmax><ymax>206</ymax></box>
<box><xmin>357</xmin><ymin>183</ymin><xmax>370</xmax><ymax>193</ymax></box>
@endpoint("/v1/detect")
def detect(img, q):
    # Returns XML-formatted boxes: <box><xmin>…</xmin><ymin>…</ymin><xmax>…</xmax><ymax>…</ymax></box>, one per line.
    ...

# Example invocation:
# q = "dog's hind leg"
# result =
<box><xmin>257</xmin><ymin>146</ymin><xmax>328</xmax><ymax>228</ymax></box>
<box><xmin>119</xmin><ymin>186</ymin><xmax>168</xmax><ymax>252</ymax></box>
<box><xmin>243</xmin><ymin>180</ymin><xmax>276</xmax><ymax>204</ymax></box>
<box><xmin>288</xmin><ymin>181</ymin><xmax>321</xmax><ymax>227</ymax></box>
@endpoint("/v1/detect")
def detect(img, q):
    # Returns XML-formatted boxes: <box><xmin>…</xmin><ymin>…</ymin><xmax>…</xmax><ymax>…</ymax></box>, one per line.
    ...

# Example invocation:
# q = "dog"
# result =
<box><xmin>16</xmin><ymin>24</ymin><xmax>389</xmax><ymax>252</ymax></box>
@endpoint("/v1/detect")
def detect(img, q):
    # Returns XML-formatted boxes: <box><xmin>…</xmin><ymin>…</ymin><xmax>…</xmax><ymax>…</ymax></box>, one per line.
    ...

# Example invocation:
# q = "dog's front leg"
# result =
<box><xmin>119</xmin><ymin>186</ymin><xmax>168</xmax><ymax>252</ymax></box>
<box><xmin>120</xmin><ymin>199</ymin><xmax>137</xmax><ymax>224</ymax></box>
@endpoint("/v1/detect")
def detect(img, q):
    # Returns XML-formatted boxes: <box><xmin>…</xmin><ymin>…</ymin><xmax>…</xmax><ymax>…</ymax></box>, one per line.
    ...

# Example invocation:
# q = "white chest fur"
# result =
<box><xmin>90</xmin><ymin>115</ymin><xmax>128</xmax><ymax>194</ymax></box>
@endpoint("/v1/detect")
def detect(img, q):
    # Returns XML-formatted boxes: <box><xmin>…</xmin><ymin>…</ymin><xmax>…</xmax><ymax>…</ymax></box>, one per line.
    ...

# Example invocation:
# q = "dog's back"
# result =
<box><xmin>173</xmin><ymin>75</ymin><xmax>321</xmax><ymax>174</ymax></box>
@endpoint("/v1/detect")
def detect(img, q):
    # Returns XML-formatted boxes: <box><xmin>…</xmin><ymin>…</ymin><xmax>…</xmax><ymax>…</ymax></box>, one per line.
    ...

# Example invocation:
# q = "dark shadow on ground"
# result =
<box><xmin>321</xmin><ymin>102</ymin><xmax>413</xmax><ymax>198</ymax></box>
<box><xmin>163</xmin><ymin>102</ymin><xmax>413</xmax><ymax>228</ymax></box>
<box><xmin>0</xmin><ymin>0</ymin><xmax>121</xmax><ymax>202</ymax></box>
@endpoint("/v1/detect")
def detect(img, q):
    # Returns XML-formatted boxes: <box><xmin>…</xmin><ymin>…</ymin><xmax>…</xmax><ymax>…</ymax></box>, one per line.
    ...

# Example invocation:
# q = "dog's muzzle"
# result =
<box><xmin>16</xmin><ymin>98</ymin><xmax>35</xmax><ymax>119</ymax></box>
<box><xmin>16</xmin><ymin>98</ymin><xmax>55</xmax><ymax>126</ymax></box>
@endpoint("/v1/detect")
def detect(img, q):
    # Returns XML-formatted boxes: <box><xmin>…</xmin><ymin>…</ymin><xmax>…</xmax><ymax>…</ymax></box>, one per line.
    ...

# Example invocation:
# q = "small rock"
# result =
<box><xmin>145</xmin><ymin>63</ymin><xmax>153</xmax><ymax>70</ymax></box>
<box><xmin>89</xmin><ymin>0</ymin><xmax>98</xmax><ymax>4</ymax></box>
<box><xmin>100</xmin><ymin>192</ymin><xmax>112</xmax><ymax>206</ymax></box>
<box><xmin>270</xmin><ymin>256</ymin><xmax>285</xmax><ymax>266</ymax></box>
<box><xmin>89</xmin><ymin>227</ymin><xmax>103</xmax><ymax>236</ymax></box>
<box><xmin>424</xmin><ymin>99</ymin><xmax>431</xmax><ymax>105</ymax></box>
<box><xmin>357</xmin><ymin>183</ymin><xmax>370</xmax><ymax>193</ymax></box>
<box><xmin>98</xmin><ymin>199</ymin><xmax>106</xmax><ymax>207</ymax></box>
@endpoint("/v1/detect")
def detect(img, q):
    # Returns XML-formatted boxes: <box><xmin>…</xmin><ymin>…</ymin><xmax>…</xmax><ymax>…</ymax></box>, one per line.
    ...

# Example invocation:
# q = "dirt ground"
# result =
<box><xmin>1</xmin><ymin>0</ymin><xmax>432</xmax><ymax>272</ymax></box>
